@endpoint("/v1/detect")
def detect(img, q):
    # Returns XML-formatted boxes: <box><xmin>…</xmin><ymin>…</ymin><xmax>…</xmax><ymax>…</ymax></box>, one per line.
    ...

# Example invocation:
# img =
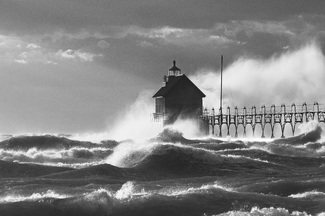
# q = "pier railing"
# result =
<box><xmin>201</xmin><ymin>102</ymin><xmax>324</xmax><ymax>138</ymax></box>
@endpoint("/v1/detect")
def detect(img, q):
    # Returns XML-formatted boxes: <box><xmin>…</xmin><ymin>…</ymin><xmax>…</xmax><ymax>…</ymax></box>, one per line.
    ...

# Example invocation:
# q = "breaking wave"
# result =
<box><xmin>289</xmin><ymin>191</ymin><xmax>325</xmax><ymax>200</ymax></box>
<box><xmin>246</xmin><ymin>126</ymin><xmax>325</xmax><ymax>158</ymax></box>
<box><xmin>0</xmin><ymin>123</ymin><xmax>325</xmax><ymax>215</ymax></box>
<box><xmin>217</xmin><ymin>207</ymin><xmax>317</xmax><ymax>216</ymax></box>
<box><xmin>0</xmin><ymin>135</ymin><xmax>116</xmax><ymax>168</ymax></box>
<box><xmin>0</xmin><ymin>147</ymin><xmax>112</xmax><ymax>168</ymax></box>
<box><xmin>0</xmin><ymin>190</ymin><xmax>71</xmax><ymax>203</ymax></box>
<box><xmin>0</xmin><ymin>181</ymin><xmax>323</xmax><ymax>216</ymax></box>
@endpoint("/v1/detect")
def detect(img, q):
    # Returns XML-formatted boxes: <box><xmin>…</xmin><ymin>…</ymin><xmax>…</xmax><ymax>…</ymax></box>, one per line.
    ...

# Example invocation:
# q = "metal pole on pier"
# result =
<box><xmin>219</xmin><ymin>55</ymin><xmax>223</xmax><ymax>137</ymax></box>
<box><xmin>220</xmin><ymin>55</ymin><xmax>223</xmax><ymax>114</ymax></box>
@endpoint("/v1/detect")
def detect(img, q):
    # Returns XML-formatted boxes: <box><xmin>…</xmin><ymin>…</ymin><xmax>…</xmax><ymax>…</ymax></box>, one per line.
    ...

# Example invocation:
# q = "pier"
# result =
<box><xmin>201</xmin><ymin>102</ymin><xmax>324</xmax><ymax>138</ymax></box>
<box><xmin>152</xmin><ymin>58</ymin><xmax>323</xmax><ymax>138</ymax></box>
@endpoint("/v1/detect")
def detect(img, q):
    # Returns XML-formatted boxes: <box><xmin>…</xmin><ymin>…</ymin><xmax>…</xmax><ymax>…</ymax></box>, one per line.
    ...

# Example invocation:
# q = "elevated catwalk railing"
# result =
<box><xmin>201</xmin><ymin>102</ymin><xmax>325</xmax><ymax>138</ymax></box>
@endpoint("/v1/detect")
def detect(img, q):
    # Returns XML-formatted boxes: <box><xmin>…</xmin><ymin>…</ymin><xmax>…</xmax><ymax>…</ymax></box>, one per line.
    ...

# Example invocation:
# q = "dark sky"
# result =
<box><xmin>0</xmin><ymin>0</ymin><xmax>325</xmax><ymax>135</ymax></box>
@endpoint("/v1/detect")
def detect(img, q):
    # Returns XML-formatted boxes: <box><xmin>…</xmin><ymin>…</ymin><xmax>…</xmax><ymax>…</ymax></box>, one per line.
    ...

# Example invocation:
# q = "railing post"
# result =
<box><xmin>235</xmin><ymin>106</ymin><xmax>238</xmax><ymax>138</ymax></box>
<box><xmin>314</xmin><ymin>102</ymin><xmax>319</xmax><ymax>121</ymax></box>
<box><xmin>261</xmin><ymin>105</ymin><xmax>266</xmax><ymax>138</ymax></box>
<box><xmin>243</xmin><ymin>106</ymin><xmax>247</xmax><ymax>137</ymax></box>
<box><xmin>303</xmin><ymin>102</ymin><xmax>307</xmax><ymax>122</ymax></box>
<box><xmin>203</xmin><ymin>108</ymin><xmax>209</xmax><ymax>135</ymax></box>
<box><xmin>211</xmin><ymin>108</ymin><xmax>215</xmax><ymax>135</ymax></box>
<box><xmin>280</xmin><ymin>104</ymin><xmax>286</xmax><ymax>138</ymax></box>
<box><xmin>291</xmin><ymin>103</ymin><xmax>296</xmax><ymax>136</ymax></box>
<box><xmin>227</xmin><ymin>106</ymin><xmax>230</xmax><ymax>136</ymax></box>
<box><xmin>271</xmin><ymin>104</ymin><xmax>275</xmax><ymax>138</ymax></box>
<box><xmin>252</xmin><ymin>106</ymin><xmax>256</xmax><ymax>136</ymax></box>
<box><xmin>219</xmin><ymin>107</ymin><xmax>222</xmax><ymax>137</ymax></box>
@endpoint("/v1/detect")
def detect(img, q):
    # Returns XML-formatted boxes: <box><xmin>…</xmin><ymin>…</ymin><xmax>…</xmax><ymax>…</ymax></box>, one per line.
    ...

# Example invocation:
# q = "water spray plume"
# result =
<box><xmin>70</xmin><ymin>90</ymin><xmax>162</xmax><ymax>142</ymax></box>
<box><xmin>106</xmin><ymin>90</ymin><xmax>163</xmax><ymax>141</ymax></box>
<box><xmin>190</xmin><ymin>42</ymin><xmax>325</xmax><ymax>109</ymax></box>
<box><xmin>168</xmin><ymin>118</ymin><xmax>202</xmax><ymax>138</ymax></box>
<box><xmin>76</xmin><ymin>41</ymin><xmax>325</xmax><ymax>142</ymax></box>
<box><xmin>73</xmin><ymin>91</ymin><xmax>206</xmax><ymax>142</ymax></box>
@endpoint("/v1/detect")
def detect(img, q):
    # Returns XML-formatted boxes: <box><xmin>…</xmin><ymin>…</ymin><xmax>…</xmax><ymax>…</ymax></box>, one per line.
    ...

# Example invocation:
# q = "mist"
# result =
<box><xmin>189</xmin><ymin>41</ymin><xmax>325</xmax><ymax>137</ymax></box>
<box><xmin>71</xmin><ymin>90</ymin><xmax>162</xmax><ymax>142</ymax></box>
<box><xmin>72</xmin><ymin>89</ymin><xmax>205</xmax><ymax>142</ymax></box>
<box><xmin>191</xmin><ymin>42</ymin><xmax>325</xmax><ymax>111</ymax></box>
<box><xmin>74</xmin><ymin>41</ymin><xmax>325</xmax><ymax>142</ymax></box>
<box><xmin>75</xmin><ymin>92</ymin><xmax>204</xmax><ymax>142</ymax></box>
<box><xmin>105</xmin><ymin>90</ymin><xmax>162</xmax><ymax>141</ymax></box>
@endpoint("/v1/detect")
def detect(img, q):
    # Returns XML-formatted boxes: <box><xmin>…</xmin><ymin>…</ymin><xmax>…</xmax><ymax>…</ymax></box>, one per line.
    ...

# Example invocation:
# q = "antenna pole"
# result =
<box><xmin>218</xmin><ymin>55</ymin><xmax>223</xmax><ymax>137</ymax></box>
<box><xmin>220</xmin><ymin>55</ymin><xmax>223</xmax><ymax>114</ymax></box>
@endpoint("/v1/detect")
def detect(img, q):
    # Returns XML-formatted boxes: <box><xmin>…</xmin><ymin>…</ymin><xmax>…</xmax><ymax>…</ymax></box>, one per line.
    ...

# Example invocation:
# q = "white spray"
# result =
<box><xmin>75</xmin><ymin>42</ymin><xmax>325</xmax><ymax>142</ymax></box>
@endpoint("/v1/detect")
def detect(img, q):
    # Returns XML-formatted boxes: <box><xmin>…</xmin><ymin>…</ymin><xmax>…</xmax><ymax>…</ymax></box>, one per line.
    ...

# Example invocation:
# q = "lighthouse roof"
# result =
<box><xmin>153</xmin><ymin>74</ymin><xmax>205</xmax><ymax>98</ymax></box>
<box><xmin>169</xmin><ymin>60</ymin><xmax>181</xmax><ymax>72</ymax></box>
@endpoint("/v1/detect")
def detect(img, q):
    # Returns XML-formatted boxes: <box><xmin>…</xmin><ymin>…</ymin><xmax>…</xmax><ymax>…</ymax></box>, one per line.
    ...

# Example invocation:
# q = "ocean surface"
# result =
<box><xmin>1</xmin><ymin>126</ymin><xmax>325</xmax><ymax>216</ymax></box>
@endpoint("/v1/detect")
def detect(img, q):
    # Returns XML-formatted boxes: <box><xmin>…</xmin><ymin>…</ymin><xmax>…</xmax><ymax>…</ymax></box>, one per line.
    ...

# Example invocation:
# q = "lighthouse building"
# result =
<box><xmin>153</xmin><ymin>61</ymin><xmax>206</xmax><ymax>125</ymax></box>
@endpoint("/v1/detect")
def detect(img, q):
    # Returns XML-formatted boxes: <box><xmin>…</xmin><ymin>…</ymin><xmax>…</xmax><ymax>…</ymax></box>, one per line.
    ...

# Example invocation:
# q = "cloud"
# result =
<box><xmin>14</xmin><ymin>59</ymin><xmax>27</xmax><ymax>64</ymax></box>
<box><xmin>15</xmin><ymin>50</ymin><xmax>51</xmax><ymax>65</ymax></box>
<box><xmin>220</xmin><ymin>20</ymin><xmax>295</xmax><ymax>38</ymax></box>
<box><xmin>54</xmin><ymin>49</ymin><xmax>103</xmax><ymax>62</ymax></box>
<box><xmin>1</xmin><ymin>1</ymin><xmax>325</xmax><ymax>54</ymax></box>
<box><xmin>13</xmin><ymin>49</ymin><xmax>98</xmax><ymax>65</ymax></box>
<box><xmin>26</xmin><ymin>43</ymin><xmax>41</xmax><ymax>49</ymax></box>
<box><xmin>97</xmin><ymin>40</ymin><xmax>110</xmax><ymax>49</ymax></box>
<box><xmin>42</xmin><ymin>14</ymin><xmax>325</xmax><ymax>50</ymax></box>
<box><xmin>14</xmin><ymin>48</ymin><xmax>103</xmax><ymax>65</ymax></box>
<box><xmin>112</xmin><ymin>25</ymin><xmax>243</xmax><ymax>47</ymax></box>
<box><xmin>40</xmin><ymin>25</ymin><xmax>241</xmax><ymax>48</ymax></box>
<box><xmin>45</xmin><ymin>30</ymin><xmax>109</xmax><ymax>42</ymax></box>
<box><xmin>0</xmin><ymin>35</ymin><xmax>47</xmax><ymax>64</ymax></box>
<box><xmin>216</xmin><ymin>15</ymin><xmax>325</xmax><ymax>47</ymax></box>
<box><xmin>0</xmin><ymin>34</ymin><xmax>103</xmax><ymax>64</ymax></box>
<box><xmin>2</xmin><ymin>0</ymin><xmax>324</xmax><ymax>37</ymax></box>
<box><xmin>18</xmin><ymin>13</ymin><xmax>322</xmax><ymax>59</ymax></box>
<box><xmin>0</xmin><ymin>35</ymin><xmax>24</xmax><ymax>50</ymax></box>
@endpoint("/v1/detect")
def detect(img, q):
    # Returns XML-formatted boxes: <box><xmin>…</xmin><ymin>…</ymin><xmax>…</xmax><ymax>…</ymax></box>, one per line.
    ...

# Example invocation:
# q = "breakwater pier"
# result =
<box><xmin>201</xmin><ymin>102</ymin><xmax>324</xmax><ymax>138</ymax></box>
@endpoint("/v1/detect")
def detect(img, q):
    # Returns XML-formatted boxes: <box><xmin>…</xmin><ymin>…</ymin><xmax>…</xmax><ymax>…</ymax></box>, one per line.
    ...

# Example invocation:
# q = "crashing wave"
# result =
<box><xmin>289</xmin><ymin>191</ymin><xmax>325</xmax><ymax>200</ymax></box>
<box><xmin>271</xmin><ymin>126</ymin><xmax>322</xmax><ymax>145</ymax></box>
<box><xmin>216</xmin><ymin>206</ymin><xmax>313</xmax><ymax>216</ymax></box>
<box><xmin>151</xmin><ymin>127</ymin><xmax>223</xmax><ymax>144</ymax></box>
<box><xmin>105</xmin><ymin>140</ymin><xmax>280</xmax><ymax>178</ymax></box>
<box><xmin>0</xmin><ymin>190</ymin><xmax>71</xmax><ymax>203</ymax></box>
<box><xmin>0</xmin><ymin>146</ymin><xmax>113</xmax><ymax>168</ymax></box>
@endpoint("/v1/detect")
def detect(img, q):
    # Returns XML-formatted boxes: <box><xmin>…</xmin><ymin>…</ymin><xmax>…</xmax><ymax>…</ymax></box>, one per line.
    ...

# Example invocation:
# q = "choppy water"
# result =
<box><xmin>1</xmin><ymin>126</ymin><xmax>325</xmax><ymax>216</ymax></box>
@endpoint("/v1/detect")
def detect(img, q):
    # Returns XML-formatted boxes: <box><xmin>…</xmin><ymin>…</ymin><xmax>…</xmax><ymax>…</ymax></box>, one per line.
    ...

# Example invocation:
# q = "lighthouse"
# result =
<box><xmin>153</xmin><ymin>60</ymin><xmax>206</xmax><ymax>125</ymax></box>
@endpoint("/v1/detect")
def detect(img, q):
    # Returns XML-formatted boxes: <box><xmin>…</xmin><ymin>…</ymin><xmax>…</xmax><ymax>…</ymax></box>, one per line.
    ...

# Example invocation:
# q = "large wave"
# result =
<box><xmin>271</xmin><ymin>126</ymin><xmax>322</xmax><ymax>145</ymax></box>
<box><xmin>152</xmin><ymin>127</ymin><xmax>224</xmax><ymax>144</ymax></box>
<box><xmin>105</xmin><ymin>138</ymin><xmax>283</xmax><ymax>179</ymax></box>
<box><xmin>0</xmin><ymin>181</ymin><xmax>323</xmax><ymax>216</ymax></box>
<box><xmin>217</xmin><ymin>207</ymin><xmax>321</xmax><ymax>216</ymax></box>
<box><xmin>0</xmin><ymin>135</ymin><xmax>116</xmax><ymax>168</ymax></box>
<box><xmin>246</xmin><ymin>126</ymin><xmax>325</xmax><ymax>158</ymax></box>
<box><xmin>0</xmin><ymin>125</ymin><xmax>324</xmax><ymax>179</ymax></box>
